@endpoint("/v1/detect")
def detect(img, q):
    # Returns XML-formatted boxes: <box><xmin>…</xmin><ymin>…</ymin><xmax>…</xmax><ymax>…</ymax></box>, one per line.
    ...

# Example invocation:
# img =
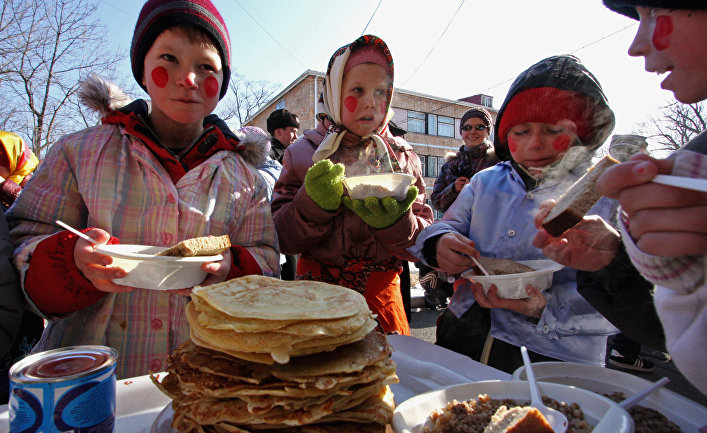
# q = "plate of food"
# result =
<box><xmin>461</xmin><ymin>259</ymin><xmax>564</xmax><ymax>299</ymax></box>
<box><xmin>512</xmin><ymin>362</ymin><xmax>707</xmax><ymax>433</ymax></box>
<box><xmin>343</xmin><ymin>172</ymin><xmax>415</xmax><ymax>200</ymax></box>
<box><xmin>391</xmin><ymin>380</ymin><xmax>632</xmax><ymax>433</ymax></box>
<box><xmin>96</xmin><ymin>235</ymin><xmax>230</xmax><ymax>290</ymax></box>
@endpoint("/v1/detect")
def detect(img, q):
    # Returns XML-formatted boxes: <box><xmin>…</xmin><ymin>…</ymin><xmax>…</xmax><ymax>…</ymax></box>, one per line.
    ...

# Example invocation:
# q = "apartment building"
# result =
<box><xmin>246</xmin><ymin>70</ymin><xmax>497</xmax><ymax>218</ymax></box>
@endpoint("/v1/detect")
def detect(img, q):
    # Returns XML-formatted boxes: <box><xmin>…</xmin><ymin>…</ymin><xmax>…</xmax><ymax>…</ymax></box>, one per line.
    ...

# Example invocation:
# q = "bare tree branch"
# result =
<box><xmin>218</xmin><ymin>72</ymin><xmax>279</xmax><ymax>127</ymax></box>
<box><xmin>637</xmin><ymin>101</ymin><xmax>705</xmax><ymax>156</ymax></box>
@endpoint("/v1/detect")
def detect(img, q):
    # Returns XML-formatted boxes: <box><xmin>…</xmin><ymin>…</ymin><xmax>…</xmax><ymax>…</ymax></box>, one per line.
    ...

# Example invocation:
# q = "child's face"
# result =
<box><xmin>629</xmin><ymin>8</ymin><xmax>707</xmax><ymax>104</ymax></box>
<box><xmin>507</xmin><ymin>123</ymin><xmax>574</xmax><ymax>176</ymax></box>
<box><xmin>340</xmin><ymin>63</ymin><xmax>390</xmax><ymax>137</ymax></box>
<box><xmin>142</xmin><ymin>28</ymin><xmax>223</xmax><ymax>129</ymax></box>
<box><xmin>461</xmin><ymin>117</ymin><xmax>490</xmax><ymax>148</ymax></box>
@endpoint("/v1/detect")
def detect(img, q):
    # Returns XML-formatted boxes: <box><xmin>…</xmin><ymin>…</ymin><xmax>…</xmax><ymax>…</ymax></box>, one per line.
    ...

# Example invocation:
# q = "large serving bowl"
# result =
<box><xmin>512</xmin><ymin>362</ymin><xmax>707</xmax><ymax>433</ymax></box>
<box><xmin>461</xmin><ymin>259</ymin><xmax>564</xmax><ymax>299</ymax></box>
<box><xmin>96</xmin><ymin>244</ymin><xmax>222</xmax><ymax>290</ymax></box>
<box><xmin>392</xmin><ymin>380</ymin><xmax>633</xmax><ymax>433</ymax></box>
<box><xmin>343</xmin><ymin>173</ymin><xmax>415</xmax><ymax>200</ymax></box>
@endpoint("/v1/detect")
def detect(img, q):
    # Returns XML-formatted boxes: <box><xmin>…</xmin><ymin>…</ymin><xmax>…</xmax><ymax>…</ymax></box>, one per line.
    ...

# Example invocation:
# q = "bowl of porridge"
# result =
<box><xmin>343</xmin><ymin>172</ymin><xmax>415</xmax><ymax>200</ymax></box>
<box><xmin>391</xmin><ymin>380</ymin><xmax>632</xmax><ymax>433</ymax></box>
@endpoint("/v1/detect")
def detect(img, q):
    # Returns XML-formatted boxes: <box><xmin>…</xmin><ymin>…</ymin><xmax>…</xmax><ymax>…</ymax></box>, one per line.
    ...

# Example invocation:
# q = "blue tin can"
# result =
<box><xmin>9</xmin><ymin>345</ymin><xmax>118</xmax><ymax>433</ymax></box>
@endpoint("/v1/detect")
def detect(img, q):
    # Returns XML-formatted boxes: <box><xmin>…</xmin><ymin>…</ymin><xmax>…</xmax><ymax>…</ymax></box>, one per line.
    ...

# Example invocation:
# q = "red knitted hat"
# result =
<box><xmin>343</xmin><ymin>43</ymin><xmax>392</xmax><ymax>77</ymax></box>
<box><xmin>497</xmin><ymin>87</ymin><xmax>596</xmax><ymax>146</ymax></box>
<box><xmin>130</xmin><ymin>0</ymin><xmax>231</xmax><ymax>99</ymax></box>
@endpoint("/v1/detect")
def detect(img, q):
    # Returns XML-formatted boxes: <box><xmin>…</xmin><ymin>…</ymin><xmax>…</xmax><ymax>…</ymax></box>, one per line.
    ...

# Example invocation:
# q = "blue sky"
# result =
<box><xmin>96</xmin><ymin>0</ymin><xmax>675</xmax><ymax>138</ymax></box>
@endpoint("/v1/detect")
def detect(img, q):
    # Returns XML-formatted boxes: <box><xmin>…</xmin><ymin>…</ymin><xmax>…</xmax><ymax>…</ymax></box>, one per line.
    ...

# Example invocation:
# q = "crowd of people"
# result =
<box><xmin>0</xmin><ymin>0</ymin><xmax>704</xmax><ymax>405</ymax></box>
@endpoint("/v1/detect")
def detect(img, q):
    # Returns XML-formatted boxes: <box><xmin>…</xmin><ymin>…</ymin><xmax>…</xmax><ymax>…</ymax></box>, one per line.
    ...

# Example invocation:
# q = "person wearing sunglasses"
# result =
<box><xmin>430</xmin><ymin>107</ymin><xmax>499</xmax><ymax>213</ymax></box>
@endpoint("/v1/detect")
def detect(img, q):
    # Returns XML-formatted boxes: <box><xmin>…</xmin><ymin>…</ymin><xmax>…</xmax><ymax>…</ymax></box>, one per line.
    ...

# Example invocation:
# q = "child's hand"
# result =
<box><xmin>533</xmin><ymin>200</ymin><xmax>621</xmax><ymax>271</ymax></box>
<box><xmin>304</xmin><ymin>160</ymin><xmax>345</xmax><ymax>211</ymax></box>
<box><xmin>471</xmin><ymin>282</ymin><xmax>547</xmax><ymax>318</ymax></box>
<box><xmin>74</xmin><ymin>228</ymin><xmax>134</xmax><ymax>293</ymax></box>
<box><xmin>200</xmin><ymin>248</ymin><xmax>232</xmax><ymax>286</ymax></box>
<box><xmin>435</xmin><ymin>232</ymin><xmax>479</xmax><ymax>274</ymax></box>
<box><xmin>597</xmin><ymin>154</ymin><xmax>707</xmax><ymax>256</ymax></box>
<box><xmin>342</xmin><ymin>185</ymin><xmax>418</xmax><ymax>229</ymax></box>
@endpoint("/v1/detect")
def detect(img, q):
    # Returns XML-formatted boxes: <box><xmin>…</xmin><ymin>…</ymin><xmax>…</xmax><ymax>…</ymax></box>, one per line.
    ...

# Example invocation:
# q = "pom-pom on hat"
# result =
<box><xmin>130</xmin><ymin>0</ymin><xmax>231</xmax><ymax>99</ymax></box>
<box><xmin>460</xmin><ymin>107</ymin><xmax>493</xmax><ymax>134</ymax></box>
<box><xmin>602</xmin><ymin>0</ymin><xmax>706</xmax><ymax>20</ymax></box>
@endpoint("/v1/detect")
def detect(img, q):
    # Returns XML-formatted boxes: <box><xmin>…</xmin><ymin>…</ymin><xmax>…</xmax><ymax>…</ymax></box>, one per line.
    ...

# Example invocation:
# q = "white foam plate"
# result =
<box><xmin>392</xmin><ymin>380</ymin><xmax>632</xmax><ymax>433</ymax></box>
<box><xmin>461</xmin><ymin>259</ymin><xmax>564</xmax><ymax>299</ymax></box>
<box><xmin>512</xmin><ymin>362</ymin><xmax>707</xmax><ymax>433</ymax></box>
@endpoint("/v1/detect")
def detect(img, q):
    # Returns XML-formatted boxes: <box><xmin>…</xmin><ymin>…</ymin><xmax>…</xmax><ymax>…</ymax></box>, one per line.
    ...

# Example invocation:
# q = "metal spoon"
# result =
<box><xmin>521</xmin><ymin>346</ymin><xmax>568</xmax><ymax>433</ymax></box>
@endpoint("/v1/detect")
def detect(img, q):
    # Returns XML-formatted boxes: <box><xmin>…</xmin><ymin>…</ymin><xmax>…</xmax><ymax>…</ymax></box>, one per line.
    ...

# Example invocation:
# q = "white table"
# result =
<box><xmin>0</xmin><ymin>335</ymin><xmax>509</xmax><ymax>432</ymax></box>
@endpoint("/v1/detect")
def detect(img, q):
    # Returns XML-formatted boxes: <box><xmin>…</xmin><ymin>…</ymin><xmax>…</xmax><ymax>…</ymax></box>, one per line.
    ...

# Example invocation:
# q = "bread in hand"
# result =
<box><xmin>157</xmin><ymin>235</ymin><xmax>231</xmax><ymax>257</ymax></box>
<box><xmin>541</xmin><ymin>155</ymin><xmax>618</xmax><ymax>237</ymax></box>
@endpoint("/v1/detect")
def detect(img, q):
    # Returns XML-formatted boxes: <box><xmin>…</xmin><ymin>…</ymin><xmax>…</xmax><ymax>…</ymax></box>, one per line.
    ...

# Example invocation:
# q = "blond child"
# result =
<box><xmin>271</xmin><ymin>35</ymin><xmax>434</xmax><ymax>335</ymax></box>
<box><xmin>8</xmin><ymin>0</ymin><xmax>279</xmax><ymax>379</ymax></box>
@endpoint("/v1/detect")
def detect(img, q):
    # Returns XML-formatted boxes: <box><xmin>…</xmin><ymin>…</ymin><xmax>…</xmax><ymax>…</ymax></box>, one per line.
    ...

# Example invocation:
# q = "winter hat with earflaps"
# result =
<box><xmin>602</xmin><ymin>0</ymin><xmax>706</xmax><ymax>20</ymax></box>
<box><xmin>312</xmin><ymin>35</ymin><xmax>395</xmax><ymax>164</ymax></box>
<box><xmin>130</xmin><ymin>0</ymin><xmax>231</xmax><ymax>100</ymax></box>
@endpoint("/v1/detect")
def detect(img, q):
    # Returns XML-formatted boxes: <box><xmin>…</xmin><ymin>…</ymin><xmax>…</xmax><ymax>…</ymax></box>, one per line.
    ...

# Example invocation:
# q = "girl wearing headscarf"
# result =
<box><xmin>271</xmin><ymin>35</ymin><xmax>434</xmax><ymax>335</ymax></box>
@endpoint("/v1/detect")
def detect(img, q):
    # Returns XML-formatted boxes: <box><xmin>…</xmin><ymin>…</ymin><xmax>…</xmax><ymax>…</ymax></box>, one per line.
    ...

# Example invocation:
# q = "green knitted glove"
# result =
<box><xmin>342</xmin><ymin>185</ymin><xmax>418</xmax><ymax>229</ymax></box>
<box><xmin>304</xmin><ymin>160</ymin><xmax>346</xmax><ymax>211</ymax></box>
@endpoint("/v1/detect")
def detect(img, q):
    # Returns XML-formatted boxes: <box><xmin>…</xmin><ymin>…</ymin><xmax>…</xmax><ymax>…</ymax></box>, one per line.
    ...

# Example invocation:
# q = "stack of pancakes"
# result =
<box><xmin>152</xmin><ymin>275</ymin><xmax>398</xmax><ymax>433</ymax></box>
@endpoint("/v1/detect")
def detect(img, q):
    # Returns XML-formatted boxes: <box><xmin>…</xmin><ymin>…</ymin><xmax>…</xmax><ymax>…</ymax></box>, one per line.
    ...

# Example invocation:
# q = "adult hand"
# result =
<box><xmin>471</xmin><ymin>282</ymin><xmax>547</xmax><ymax>318</ymax></box>
<box><xmin>434</xmin><ymin>232</ymin><xmax>479</xmax><ymax>274</ymax></box>
<box><xmin>74</xmin><ymin>228</ymin><xmax>135</xmax><ymax>293</ymax></box>
<box><xmin>597</xmin><ymin>154</ymin><xmax>707</xmax><ymax>256</ymax></box>
<box><xmin>533</xmin><ymin>200</ymin><xmax>620</xmax><ymax>271</ymax></box>
<box><xmin>454</xmin><ymin>176</ymin><xmax>469</xmax><ymax>193</ymax></box>
<box><xmin>168</xmin><ymin>249</ymin><xmax>233</xmax><ymax>296</ymax></box>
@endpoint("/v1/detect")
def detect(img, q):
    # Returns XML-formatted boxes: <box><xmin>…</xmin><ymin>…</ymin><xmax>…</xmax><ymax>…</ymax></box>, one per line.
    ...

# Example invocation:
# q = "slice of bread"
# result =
<box><xmin>541</xmin><ymin>156</ymin><xmax>618</xmax><ymax>237</ymax></box>
<box><xmin>469</xmin><ymin>257</ymin><xmax>535</xmax><ymax>276</ymax></box>
<box><xmin>157</xmin><ymin>235</ymin><xmax>231</xmax><ymax>257</ymax></box>
<box><xmin>483</xmin><ymin>406</ymin><xmax>554</xmax><ymax>433</ymax></box>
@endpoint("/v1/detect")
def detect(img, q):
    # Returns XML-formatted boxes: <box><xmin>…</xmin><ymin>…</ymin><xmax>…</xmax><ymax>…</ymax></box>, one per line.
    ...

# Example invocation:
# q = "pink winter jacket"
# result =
<box><xmin>271</xmin><ymin>122</ymin><xmax>433</xmax><ymax>268</ymax></box>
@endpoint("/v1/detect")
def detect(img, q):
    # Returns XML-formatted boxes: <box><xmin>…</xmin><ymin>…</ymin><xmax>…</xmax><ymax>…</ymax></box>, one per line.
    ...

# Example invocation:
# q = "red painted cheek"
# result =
<box><xmin>344</xmin><ymin>96</ymin><xmax>358</xmax><ymax>113</ymax></box>
<box><xmin>204</xmin><ymin>76</ymin><xmax>219</xmax><ymax>98</ymax></box>
<box><xmin>508</xmin><ymin>136</ymin><xmax>518</xmax><ymax>153</ymax></box>
<box><xmin>652</xmin><ymin>15</ymin><xmax>673</xmax><ymax>51</ymax></box>
<box><xmin>552</xmin><ymin>135</ymin><xmax>571</xmax><ymax>152</ymax></box>
<box><xmin>151</xmin><ymin>67</ymin><xmax>168</xmax><ymax>88</ymax></box>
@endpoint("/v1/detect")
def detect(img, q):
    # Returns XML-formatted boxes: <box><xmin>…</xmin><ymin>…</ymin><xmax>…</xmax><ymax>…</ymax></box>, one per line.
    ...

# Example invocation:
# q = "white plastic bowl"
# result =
<box><xmin>343</xmin><ymin>172</ymin><xmax>415</xmax><ymax>200</ymax></box>
<box><xmin>96</xmin><ymin>244</ymin><xmax>223</xmax><ymax>290</ymax></box>
<box><xmin>460</xmin><ymin>259</ymin><xmax>564</xmax><ymax>299</ymax></box>
<box><xmin>392</xmin><ymin>380</ymin><xmax>633</xmax><ymax>433</ymax></box>
<box><xmin>512</xmin><ymin>362</ymin><xmax>707</xmax><ymax>433</ymax></box>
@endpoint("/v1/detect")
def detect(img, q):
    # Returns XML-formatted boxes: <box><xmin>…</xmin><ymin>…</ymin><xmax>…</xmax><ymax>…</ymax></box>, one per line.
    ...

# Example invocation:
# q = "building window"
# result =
<box><xmin>275</xmin><ymin>99</ymin><xmax>285</xmax><ymax>110</ymax></box>
<box><xmin>419</xmin><ymin>155</ymin><xmax>426</xmax><ymax>174</ymax></box>
<box><xmin>437</xmin><ymin>116</ymin><xmax>455</xmax><ymax>137</ymax></box>
<box><xmin>407</xmin><ymin>111</ymin><xmax>425</xmax><ymax>134</ymax></box>
<box><xmin>427</xmin><ymin>114</ymin><xmax>437</xmax><ymax>136</ymax></box>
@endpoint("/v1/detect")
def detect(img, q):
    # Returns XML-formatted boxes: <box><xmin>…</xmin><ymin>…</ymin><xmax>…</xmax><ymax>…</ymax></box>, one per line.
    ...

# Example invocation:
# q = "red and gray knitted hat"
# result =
<box><xmin>603</xmin><ymin>0</ymin><xmax>706</xmax><ymax>20</ymax></box>
<box><xmin>130</xmin><ymin>0</ymin><xmax>231</xmax><ymax>99</ymax></box>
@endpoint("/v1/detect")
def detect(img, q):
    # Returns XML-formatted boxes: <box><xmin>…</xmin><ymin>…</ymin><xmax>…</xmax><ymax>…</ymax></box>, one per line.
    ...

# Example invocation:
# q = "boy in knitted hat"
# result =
<box><xmin>410</xmin><ymin>55</ymin><xmax>620</xmax><ymax>373</ymax></box>
<box><xmin>7</xmin><ymin>0</ymin><xmax>278</xmax><ymax>379</ymax></box>
<box><xmin>271</xmin><ymin>35</ymin><xmax>433</xmax><ymax>335</ymax></box>
<box><xmin>535</xmin><ymin>2</ymin><xmax>707</xmax><ymax>393</ymax></box>
<box><xmin>431</xmin><ymin>107</ymin><xmax>498</xmax><ymax>212</ymax></box>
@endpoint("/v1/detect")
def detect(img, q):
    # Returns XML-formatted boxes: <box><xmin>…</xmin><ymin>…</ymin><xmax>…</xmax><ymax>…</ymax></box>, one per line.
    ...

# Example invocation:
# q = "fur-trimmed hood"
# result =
<box><xmin>78</xmin><ymin>74</ymin><xmax>268</xmax><ymax>168</ymax></box>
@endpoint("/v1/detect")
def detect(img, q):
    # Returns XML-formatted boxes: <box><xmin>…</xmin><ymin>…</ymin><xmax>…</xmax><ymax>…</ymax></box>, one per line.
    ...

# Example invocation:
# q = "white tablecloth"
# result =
<box><xmin>0</xmin><ymin>335</ymin><xmax>509</xmax><ymax>432</ymax></box>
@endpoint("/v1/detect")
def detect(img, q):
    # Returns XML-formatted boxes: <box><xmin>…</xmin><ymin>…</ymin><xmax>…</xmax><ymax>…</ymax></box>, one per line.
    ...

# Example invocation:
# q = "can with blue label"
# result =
<box><xmin>9</xmin><ymin>345</ymin><xmax>118</xmax><ymax>433</ymax></box>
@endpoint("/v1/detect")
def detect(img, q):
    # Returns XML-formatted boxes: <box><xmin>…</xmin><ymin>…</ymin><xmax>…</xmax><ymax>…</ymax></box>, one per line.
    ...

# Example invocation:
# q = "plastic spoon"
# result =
<box><xmin>521</xmin><ymin>346</ymin><xmax>568</xmax><ymax>433</ymax></box>
<box><xmin>471</xmin><ymin>256</ymin><xmax>490</xmax><ymax>276</ymax></box>
<box><xmin>56</xmin><ymin>220</ymin><xmax>100</xmax><ymax>246</ymax></box>
<box><xmin>619</xmin><ymin>377</ymin><xmax>669</xmax><ymax>409</ymax></box>
<box><xmin>652</xmin><ymin>174</ymin><xmax>707</xmax><ymax>193</ymax></box>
